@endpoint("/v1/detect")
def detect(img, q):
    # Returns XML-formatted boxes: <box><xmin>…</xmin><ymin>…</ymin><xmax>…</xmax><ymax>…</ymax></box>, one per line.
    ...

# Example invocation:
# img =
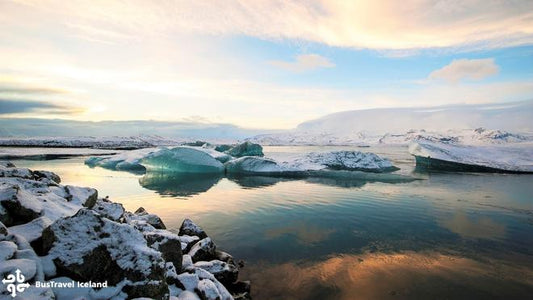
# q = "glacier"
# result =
<box><xmin>409</xmin><ymin>141</ymin><xmax>533</xmax><ymax>173</ymax></box>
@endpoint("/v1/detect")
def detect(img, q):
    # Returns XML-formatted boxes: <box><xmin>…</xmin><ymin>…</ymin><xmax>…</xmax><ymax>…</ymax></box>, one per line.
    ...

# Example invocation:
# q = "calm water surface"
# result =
<box><xmin>12</xmin><ymin>145</ymin><xmax>533</xmax><ymax>299</ymax></box>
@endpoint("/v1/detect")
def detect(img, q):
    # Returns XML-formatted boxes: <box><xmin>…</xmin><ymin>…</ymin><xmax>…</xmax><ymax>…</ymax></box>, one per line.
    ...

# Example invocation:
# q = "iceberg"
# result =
<box><xmin>225</xmin><ymin>141</ymin><xmax>264</xmax><ymax>157</ymax></box>
<box><xmin>288</xmin><ymin>151</ymin><xmax>399</xmax><ymax>173</ymax></box>
<box><xmin>409</xmin><ymin>141</ymin><xmax>533</xmax><ymax>173</ymax></box>
<box><xmin>85</xmin><ymin>148</ymin><xmax>157</xmax><ymax>172</ymax></box>
<box><xmin>141</xmin><ymin>147</ymin><xmax>225</xmax><ymax>174</ymax></box>
<box><xmin>225</xmin><ymin>157</ymin><xmax>289</xmax><ymax>175</ymax></box>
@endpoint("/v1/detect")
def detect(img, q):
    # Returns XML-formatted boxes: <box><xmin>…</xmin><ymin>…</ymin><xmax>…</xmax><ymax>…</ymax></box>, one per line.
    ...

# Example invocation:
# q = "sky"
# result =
<box><xmin>1</xmin><ymin>0</ymin><xmax>533</xmax><ymax>130</ymax></box>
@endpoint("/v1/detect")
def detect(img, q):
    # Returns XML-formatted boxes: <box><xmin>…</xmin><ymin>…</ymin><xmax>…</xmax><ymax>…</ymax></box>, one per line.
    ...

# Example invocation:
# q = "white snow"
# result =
<box><xmin>0</xmin><ymin>135</ymin><xmax>179</xmax><ymax>149</ymax></box>
<box><xmin>47</xmin><ymin>209</ymin><xmax>163</xmax><ymax>276</ymax></box>
<box><xmin>8</xmin><ymin>216</ymin><xmax>53</xmax><ymax>242</ymax></box>
<box><xmin>409</xmin><ymin>141</ymin><xmax>533</xmax><ymax>172</ymax></box>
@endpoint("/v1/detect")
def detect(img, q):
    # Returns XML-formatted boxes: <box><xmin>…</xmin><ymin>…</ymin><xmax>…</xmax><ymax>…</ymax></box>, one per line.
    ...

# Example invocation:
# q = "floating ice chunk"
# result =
<box><xmin>85</xmin><ymin>148</ymin><xmax>158</xmax><ymax>172</ymax></box>
<box><xmin>289</xmin><ymin>151</ymin><xmax>399</xmax><ymax>173</ymax></box>
<box><xmin>225</xmin><ymin>141</ymin><xmax>263</xmax><ymax>157</ymax></box>
<box><xmin>225</xmin><ymin>157</ymin><xmax>287</xmax><ymax>174</ymax></box>
<box><xmin>142</xmin><ymin>147</ymin><xmax>224</xmax><ymax>174</ymax></box>
<box><xmin>409</xmin><ymin>141</ymin><xmax>533</xmax><ymax>173</ymax></box>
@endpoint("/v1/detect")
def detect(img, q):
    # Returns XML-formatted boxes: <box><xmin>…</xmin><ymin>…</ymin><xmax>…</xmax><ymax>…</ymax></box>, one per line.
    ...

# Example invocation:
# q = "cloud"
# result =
<box><xmin>429</xmin><ymin>58</ymin><xmax>499</xmax><ymax>82</ymax></box>
<box><xmin>7</xmin><ymin>0</ymin><xmax>533</xmax><ymax>51</ymax></box>
<box><xmin>0</xmin><ymin>99</ymin><xmax>82</xmax><ymax>115</ymax></box>
<box><xmin>270</xmin><ymin>54</ymin><xmax>335</xmax><ymax>72</ymax></box>
<box><xmin>0</xmin><ymin>87</ymin><xmax>68</xmax><ymax>95</ymax></box>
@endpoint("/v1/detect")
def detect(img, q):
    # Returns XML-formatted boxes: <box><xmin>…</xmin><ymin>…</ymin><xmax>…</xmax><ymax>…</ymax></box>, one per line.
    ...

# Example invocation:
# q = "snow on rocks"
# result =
<box><xmin>0</xmin><ymin>162</ymin><xmax>250</xmax><ymax>299</ymax></box>
<box><xmin>409</xmin><ymin>141</ymin><xmax>533</xmax><ymax>173</ymax></box>
<box><xmin>179</xmin><ymin>219</ymin><xmax>207</xmax><ymax>239</ymax></box>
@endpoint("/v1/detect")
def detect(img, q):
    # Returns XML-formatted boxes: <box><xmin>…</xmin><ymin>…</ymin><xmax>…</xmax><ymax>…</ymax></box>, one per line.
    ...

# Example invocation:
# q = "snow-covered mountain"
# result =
<box><xmin>249</xmin><ymin>100</ymin><xmax>533</xmax><ymax>146</ymax></box>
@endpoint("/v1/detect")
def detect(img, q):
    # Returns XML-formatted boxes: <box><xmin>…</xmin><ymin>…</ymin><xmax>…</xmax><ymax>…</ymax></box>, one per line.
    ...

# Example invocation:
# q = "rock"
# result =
<box><xmin>182</xmin><ymin>254</ymin><xmax>194</xmax><ymax>270</ymax></box>
<box><xmin>215</xmin><ymin>250</ymin><xmax>235</xmax><ymax>265</ymax></box>
<box><xmin>196</xmin><ymin>279</ymin><xmax>222</xmax><ymax>300</ymax></box>
<box><xmin>64</xmin><ymin>185</ymin><xmax>98</xmax><ymax>208</ymax></box>
<box><xmin>93</xmin><ymin>198</ymin><xmax>125</xmax><ymax>221</ymax></box>
<box><xmin>144</xmin><ymin>230</ymin><xmax>183</xmax><ymax>271</ymax></box>
<box><xmin>228</xmin><ymin>281</ymin><xmax>251</xmax><ymax>300</ymax></box>
<box><xmin>42</xmin><ymin>209</ymin><xmax>168</xmax><ymax>299</ymax></box>
<box><xmin>134</xmin><ymin>207</ymin><xmax>166</xmax><ymax>229</ymax></box>
<box><xmin>194</xmin><ymin>260</ymin><xmax>238</xmax><ymax>285</ymax></box>
<box><xmin>177</xmin><ymin>290</ymin><xmax>201</xmax><ymax>300</ymax></box>
<box><xmin>179</xmin><ymin>235</ymin><xmax>200</xmax><ymax>253</ymax></box>
<box><xmin>0</xmin><ymin>221</ymin><xmax>8</xmax><ymax>238</ymax></box>
<box><xmin>179</xmin><ymin>219</ymin><xmax>207</xmax><ymax>239</ymax></box>
<box><xmin>225</xmin><ymin>141</ymin><xmax>264</xmax><ymax>157</ymax></box>
<box><xmin>176</xmin><ymin>269</ymin><xmax>232</xmax><ymax>300</ymax></box>
<box><xmin>32</xmin><ymin>170</ymin><xmax>61</xmax><ymax>184</ymax></box>
<box><xmin>189</xmin><ymin>238</ymin><xmax>216</xmax><ymax>263</ymax></box>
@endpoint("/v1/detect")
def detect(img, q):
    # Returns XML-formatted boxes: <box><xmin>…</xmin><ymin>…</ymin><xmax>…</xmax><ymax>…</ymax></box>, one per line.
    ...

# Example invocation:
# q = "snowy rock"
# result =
<box><xmin>42</xmin><ymin>209</ymin><xmax>168</xmax><ymax>299</ymax></box>
<box><xmin>177</xmin><ymin>290</ymin><xmax>201</xmax><ymax>300</ymax></box>
<box><xmin>144</xmin><ymin>230</ymin><xmax>183</xmax><ymax>271</ymax></box>
<box><xmin>8</xmin><ymin>216</ymin><xmax>52</xmax><ymax>243</ymax></box>
<box><xmin>182</xmin><ymin>254</ymin><xmax>194</xmax><ymax>270</ymax></box>
<box><xmin>93</xmin><ymin>198</ymin><xmax>125</xmax><ymax>221</ymax></box>
<box><xmin>225</xmin><ymin>157</ymin><xmax>286</xmax><ymax>174</ymax></box>
<box><xmin>194</xmin><ymin>260</ymin><xmax>238</xmax><ymax>285</ymax></box>
<box><xmin>142</xmin><ymin>147</ymin><xmax>225</xmax><ymax>174</ymax></box>
<box><xmin>64</xmin><ymin>185</ymin><xmax>98</xmax><ymax>208</ymax></box>
<box><xmin>179</xmin><ymin>219</ymin><xmax>207</xmax><ymax>239</ymax></box>
<box><xmin>32</xmin><ymin>170</ymin><xmax>61</xmax><ymax>184</ymax></box>
<box><xmin>409</xmin><ymin>141</ymin><xmax>533</xmax><ymax>173</ymax></box>
<box><xmin>134</xmin><ymin>207</ymin><xmax>166</xmax><ymax>229</ymax></box>
<box><xmin>188</xmin><ymin>237</ymin><xmax>216</xmax><ymax>263</ymax></box>
<box><xmin>0</xmin><ymin>221</ymin><xmax>8</xmax><ymax>238</ymax></box>
<box><xmin>0</xmin><ymin>178</ymin><xmax>85</xmax><ymax>227</ymax></box>
<box><xmin>225</xmin><ymin>141</ymin><xmax>263</xmax><ymax>157</ymax></box>
<box><xmin>179</xmin><ymin>235</ymin><xmax>201</xmax><ymax>254</ymax></box>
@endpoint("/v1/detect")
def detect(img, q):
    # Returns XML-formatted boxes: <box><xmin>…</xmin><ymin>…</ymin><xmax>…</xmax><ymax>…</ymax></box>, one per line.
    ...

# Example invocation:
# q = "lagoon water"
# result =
<box><xmin>10</xmin><ymin>145</ymin><xmax>533</xmax><ymax>299</ymax></box>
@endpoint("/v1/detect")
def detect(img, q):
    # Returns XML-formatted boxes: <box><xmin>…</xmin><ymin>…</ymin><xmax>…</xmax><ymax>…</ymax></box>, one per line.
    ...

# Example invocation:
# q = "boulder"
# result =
<box><xmin>179</xmin><ymin>235</ymin><xmax>200</xmax><ymax>253</ymax></box>
<box><xmin>144</xmin><ymin>230</ymin><xmax>183</xmax><ymax>271</ymax></box>
<box><xmin>93</xmin><ymin>198</ymin><xmax>125</xmax><ymax>221</ymax></box>
<box><xmin>179</xmin><ymin>219</ymin><xmax>207</xmax><ymax>239</ymax></box>
<box><xmin>134</xmin><ymin>207</ymin><xmax>166</xmax><ymax>229</ymax></box>
<box><xmin>189</xmin><ymin>238</ymin><xmax>216</xmax><ymax>263</ymax></box>
<box><xmin>194</xmin><ymin>260</ymin><xmax>238</xmax><ymax>285</ymax></box>
<box><xmin>42</xmin><ymin>209</ymin><xmax>168</xmax><ymax>299</ymax></box>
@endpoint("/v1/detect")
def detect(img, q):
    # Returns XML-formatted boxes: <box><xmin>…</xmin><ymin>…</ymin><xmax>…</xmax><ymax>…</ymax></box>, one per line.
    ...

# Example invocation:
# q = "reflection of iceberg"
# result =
<box><xmin>139</xmin><ymin>173</ymin><xmax>222</xmax><ymax>197</ymax></box>
<box><xmin>227</xmin><ymin>175</ymin><xmax>291</xmax><ymax>189</ymax></box>
<box><xmin>409</xmin><ymin>142</ymin><xmax>533</xmax><ymax>173</ymax></box>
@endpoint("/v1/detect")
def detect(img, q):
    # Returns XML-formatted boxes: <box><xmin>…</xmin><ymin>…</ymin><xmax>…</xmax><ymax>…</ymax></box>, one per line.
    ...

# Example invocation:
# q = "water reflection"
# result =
<box><xmin>265</xmin><ymin>221</ymin><xmax>336</xmax><ymax>245</ymax></box>
<box><xmin>438</xmin><ymin>210</ymin><xmax>507</xmax><ymax>239</ymax></box>
<box><xmin>139</xmin><ymin>172</ymin><xmax>222</xmax><ymax>197</ymax></box>
<box><xmin>243</xmin><ymin>251</ymin><xmax>533</xmax><ymax>300</ymax></box>
<box><xmin>227</xmin><ymin>175</ymin><xmax>290</xmax><ymax>189</ymax></box>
